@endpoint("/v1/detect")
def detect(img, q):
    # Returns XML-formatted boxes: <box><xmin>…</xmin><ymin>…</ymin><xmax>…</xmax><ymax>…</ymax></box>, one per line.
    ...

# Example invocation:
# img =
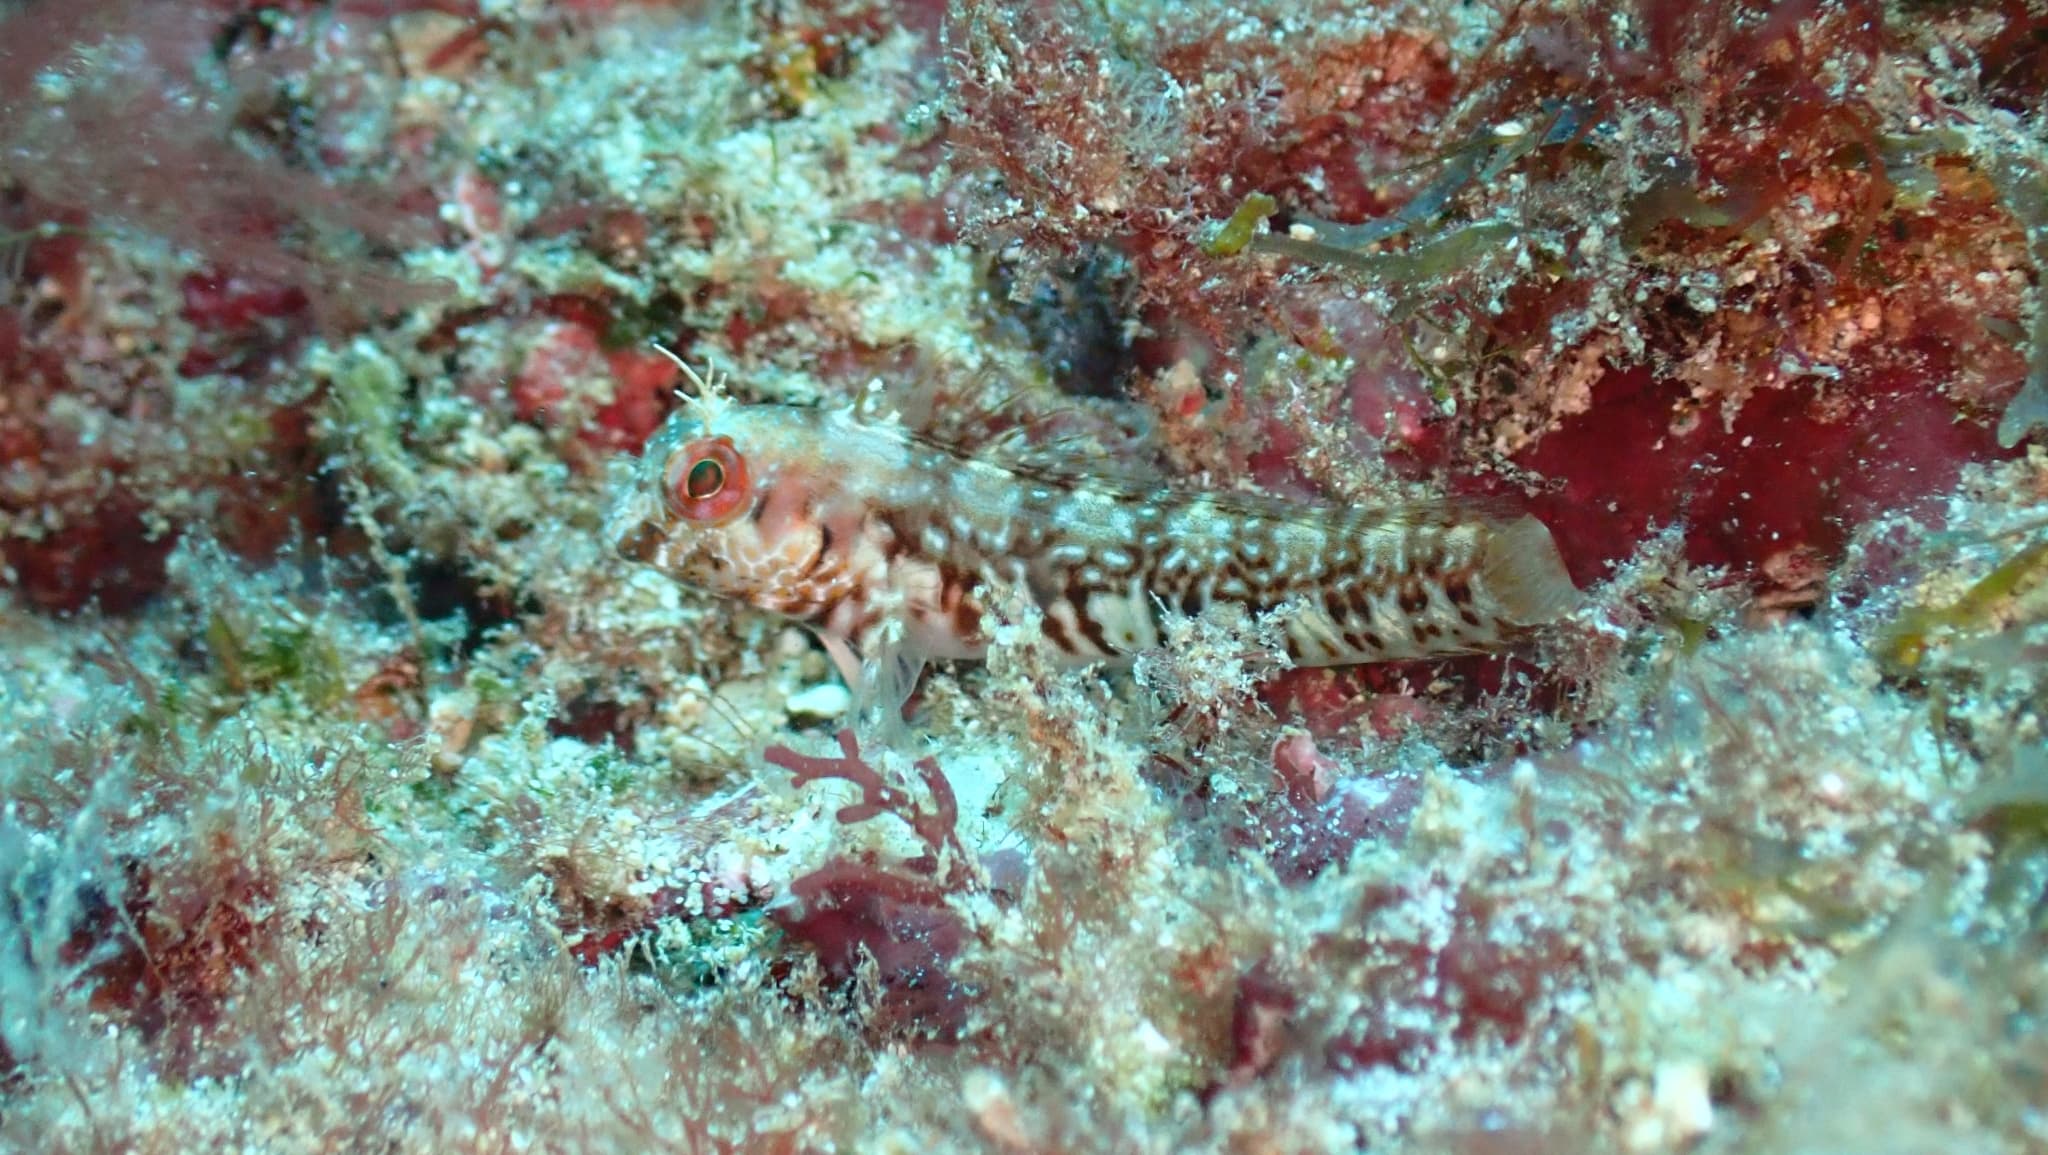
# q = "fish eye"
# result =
<box><xmin>664</xmin><ymin>436</ymin><xmax>751</xmax><ymax>524</ymax></box>
<box><xmin>685</xmin><ymin>457</ymin><xmax>724</xmax><ymax>500</ymax></box>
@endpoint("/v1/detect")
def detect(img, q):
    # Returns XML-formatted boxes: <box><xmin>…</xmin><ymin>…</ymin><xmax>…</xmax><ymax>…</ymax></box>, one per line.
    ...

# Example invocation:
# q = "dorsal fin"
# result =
<box><xmin>877</xmin><ymin>362</ymin><xmax>1172</xmax><ymax>491</ymax></box>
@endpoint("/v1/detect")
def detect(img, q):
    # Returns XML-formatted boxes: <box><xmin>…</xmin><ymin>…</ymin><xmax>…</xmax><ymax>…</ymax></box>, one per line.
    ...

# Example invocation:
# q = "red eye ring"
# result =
<box><xmin>665</xmin><ymin>436</ymin><xmax>751</xmax><ymax>523</ymax></box>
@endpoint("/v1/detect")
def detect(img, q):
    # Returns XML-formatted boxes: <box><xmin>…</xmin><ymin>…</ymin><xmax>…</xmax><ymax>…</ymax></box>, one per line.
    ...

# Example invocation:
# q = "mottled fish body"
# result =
<box><xmin>608</xmin><ymin>377</ymin><xmax>1578</xmax><ymax>684</ymax></box>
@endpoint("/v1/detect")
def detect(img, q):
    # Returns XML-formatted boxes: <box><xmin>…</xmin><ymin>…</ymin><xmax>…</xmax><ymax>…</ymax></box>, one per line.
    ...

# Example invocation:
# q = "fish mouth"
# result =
<box><xmin>603</xmin><ymin>413</ymin><xmax>706</xmax><ymax>561</ymax></box>
<box><xmin>613</xmin><ymin>516</ymin><xmax>668</xmax><ymax>565</ymax></box>
<box><xmin>602</xmin><ymin>468</ymin><xmax>667</xmax><ymax>564</ymax></box>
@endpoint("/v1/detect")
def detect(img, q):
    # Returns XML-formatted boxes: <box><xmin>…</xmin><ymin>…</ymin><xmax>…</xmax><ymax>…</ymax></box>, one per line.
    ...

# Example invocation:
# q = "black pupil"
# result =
<box><xmin>685</xmin><ymin>458</ymin><xmax>724</xmax><ymax>500</ymax></box>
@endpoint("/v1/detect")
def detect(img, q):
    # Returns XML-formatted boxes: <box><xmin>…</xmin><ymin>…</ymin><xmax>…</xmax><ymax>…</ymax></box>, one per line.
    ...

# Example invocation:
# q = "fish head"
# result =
<box><xmin>607</xmin><ymin>398</ymin><xmax>845</xmax><ymax>611</ymax></box>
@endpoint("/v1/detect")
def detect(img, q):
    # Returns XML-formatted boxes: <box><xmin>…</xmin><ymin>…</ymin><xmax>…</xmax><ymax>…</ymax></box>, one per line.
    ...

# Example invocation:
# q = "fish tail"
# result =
<box><xmin>1477</xmin><ymin>514</ymin><xmax>1580</xmax><ymax>626</ymax></box>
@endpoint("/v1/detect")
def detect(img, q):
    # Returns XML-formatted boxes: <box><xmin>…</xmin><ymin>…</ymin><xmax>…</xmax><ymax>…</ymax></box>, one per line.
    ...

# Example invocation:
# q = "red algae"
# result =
<box><xmin>1515</xmin><ymin>364</ymin><xmax>2007</xmax><ymax>593</ymax></box>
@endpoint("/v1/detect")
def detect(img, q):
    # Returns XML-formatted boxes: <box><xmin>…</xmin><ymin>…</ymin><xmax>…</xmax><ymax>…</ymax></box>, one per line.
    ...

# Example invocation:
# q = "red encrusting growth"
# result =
<box><xmin>762</xmin><ymin>730</ymin><xmax>990</xmax><ymax>1038</ymax></box>
<box><xmin>0</xmin><ymin>0</ymin><xmax>456</xmax><ymax>613</ymax></box>
<box><xmin>1514</xmin><ymin>365</ymin><xmax>2007</xmax><ymax>589</ymax></box>
<box><xmin>946</xmin><ymin>0</ymin><xmax>2033</xmax><ymax>603</ymax></box>
<box><xmin>1424</xmin><ymin>0</ymin><xmax>2027</xmax><ymax>594</ymax></box>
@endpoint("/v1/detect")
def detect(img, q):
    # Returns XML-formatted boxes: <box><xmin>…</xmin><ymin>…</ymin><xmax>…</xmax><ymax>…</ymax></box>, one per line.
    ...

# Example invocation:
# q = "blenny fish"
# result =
<box><xmin>608</xmin><ymin>360</ymin><xmax>1578</xmax><ymax>699</ymax></box>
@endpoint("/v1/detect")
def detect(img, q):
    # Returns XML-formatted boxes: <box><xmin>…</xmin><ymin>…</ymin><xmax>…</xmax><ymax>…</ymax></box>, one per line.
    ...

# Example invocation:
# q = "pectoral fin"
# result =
<box><xmin>817</xmin><ymin>631</ymin><xmax>928</xmax><ymax>743</ymax></box>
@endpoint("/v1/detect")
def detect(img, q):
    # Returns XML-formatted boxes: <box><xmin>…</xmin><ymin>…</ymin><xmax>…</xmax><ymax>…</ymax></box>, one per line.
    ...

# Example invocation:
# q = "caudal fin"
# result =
<box><xmin>1478</xmin><ymin>515</ymin><xmax>1580</xmax><ymax>626</ymax></box>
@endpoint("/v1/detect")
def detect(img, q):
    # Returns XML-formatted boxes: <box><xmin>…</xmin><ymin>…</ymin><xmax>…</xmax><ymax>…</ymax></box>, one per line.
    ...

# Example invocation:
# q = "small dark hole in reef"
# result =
<box><xmin>990</xmin><ymin>249</ymin><xmax>1139</xmax><ymax>398</ymax></box>
<box><xmin>336</xmin><ymin>550</ymin><xmax>533</xmax><ymax>656</ymax></box>
<box><xmin>1641</xmin><ymin>290</ymin><xmax>1709</xmax><ymax>353</ymax></box>
<box><xmin>1708</xmin><ymin>1066</ymin><xmax>1764</xmax><ymax>1117</ymax></box>
<box><xmin>407</xmin><ymin>557</ymin><xmax>533</xmax><ymax>652</ymax></box>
